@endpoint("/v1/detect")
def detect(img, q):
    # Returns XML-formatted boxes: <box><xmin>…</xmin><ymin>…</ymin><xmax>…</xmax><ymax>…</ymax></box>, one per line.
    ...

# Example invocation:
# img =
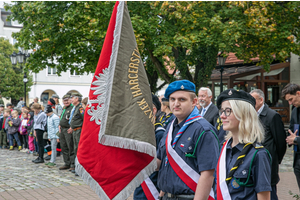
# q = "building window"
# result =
<box><xmin>70</xmin><ymin>69</ymin><xmax>80</xmax><ymax>76</ymax></box>
<box><xmin>47</xmin><ymin>66</ymin><xmax>57</xmax><ymax>75</ymax></box>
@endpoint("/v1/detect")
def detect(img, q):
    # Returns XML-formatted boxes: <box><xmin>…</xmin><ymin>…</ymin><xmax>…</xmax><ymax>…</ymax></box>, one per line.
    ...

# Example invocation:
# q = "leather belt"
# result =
<box><xmin>73</xmin><ymin>127</ymin><xmax>82</xmax><ymax>131</ymax></box>
<box><xmin>166</xmin><ymin>193</ymin><xmax>194</xmax><ymax>199</ymax></box>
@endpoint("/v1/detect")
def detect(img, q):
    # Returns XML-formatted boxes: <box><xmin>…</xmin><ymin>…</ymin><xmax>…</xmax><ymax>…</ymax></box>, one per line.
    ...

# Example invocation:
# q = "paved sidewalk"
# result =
<box><xmin>0</xmin><ymin>146</ymin><xmax>299</xmax><ymax>200</ymax></box>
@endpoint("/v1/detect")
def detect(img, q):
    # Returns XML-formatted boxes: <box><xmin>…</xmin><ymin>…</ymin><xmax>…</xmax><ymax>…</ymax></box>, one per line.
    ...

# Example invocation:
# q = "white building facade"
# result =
<box><xmin>1</xmin><ymin>7</ymin><xmax>92</xmax><ymax>106</ymax></box>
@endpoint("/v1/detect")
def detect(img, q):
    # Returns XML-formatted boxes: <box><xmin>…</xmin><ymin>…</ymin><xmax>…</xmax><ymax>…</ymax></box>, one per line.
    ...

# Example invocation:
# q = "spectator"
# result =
<box><xmin>29</xmin><ymin>97</ymin><xmax>39</xmax><ymax>108</ymax></box>
<box><xmin>82</xmin><ymin>97</ymin><xmax>88</xmax><ymax>110</ymax></box>
<box><xmin>16</xmin><ymin>97</ymin><xmax>25</xmax><ymax>110</ymax></box>
<box><xmin>32</xmin><ymin>103</ymin><xmax>47</xmax><ymax>164</ymax></box>
<box><xmin>19</xmin><ymin>111</ymin><xmax>29</xmax><ymax>152</ymax></box>
<box><xmin>275</xmin><ymin>99</ymin><xmax>284</xmax><ymax>107</ymax></box>
<box><xmin>52</xmin><ymin>94</ymin><xmax>63</xmax><ymax>117</ymax></box>
<box><xmin>0</xmin><ymin>107</ymin><xmax>9</xmax><ymax>149</ymax></box>
<box><xmin>6</xmin><ymin>103</ymin><xmax>12</xmax><ymax>111</ymax></box>
<box><xmin>7</xmin><ymin>110</ymin><xmax>22</xmax><ymax>151</ymax></box>
<box><xmin>26</xmin><ymin>107</ymin><xmax>35</xmax><ymax>154</ymax></box>
<box><xmin>45</xmin><ymin>105</ymin><xmax>60</xmax><ymax>167</ymax></box>
<box><xmin>198</xmin><ymin>87</ymin><xmax>219</xmax><ymax>126</ymax></box>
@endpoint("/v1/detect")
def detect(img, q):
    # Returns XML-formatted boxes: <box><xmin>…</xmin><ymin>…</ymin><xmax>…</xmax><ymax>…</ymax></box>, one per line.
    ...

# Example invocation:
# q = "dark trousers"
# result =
<box><xmin>60</xmin><ymin>127</ymin><xmax>75</xmax><ymax>167</ymax></box>
<box><xmin>0</xmin><ymin>129</ymin><xmax>7</xmax><ymax>146</ymax></box>
<box><xmin>73</xmin><ymin>129</ymin><xmax>82</xmax><ymax>157</ymax></box>
<box><xmin>271</xmin><ymin>185</ymin><xmax>278</xmax><ymax>200</ymax></box>
<box><xmin>22</xmin><ymin>134</ymin><xmax>28</xmax><ymax>149</ymax></box>
<box><xmin>36</xmin><ymin>129</ymin><xmax>45</xmax><ymax>159</ymax></box>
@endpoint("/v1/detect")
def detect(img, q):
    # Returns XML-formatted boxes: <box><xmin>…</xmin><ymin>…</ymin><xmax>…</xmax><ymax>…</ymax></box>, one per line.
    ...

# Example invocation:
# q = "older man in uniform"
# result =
<box><xmin>58</xmin><ymin>94</ymin><xmax>75</xmax><ymax>171</ymax></box>
<box><xmin>69</xmin><ymin>93</ymin><xmax>84</xmax><ymax>175</ymax></box>
<box><xmin>157</xmin><ymin>80</ymin><xmax>219</xmax><ymax>200</ymax></box>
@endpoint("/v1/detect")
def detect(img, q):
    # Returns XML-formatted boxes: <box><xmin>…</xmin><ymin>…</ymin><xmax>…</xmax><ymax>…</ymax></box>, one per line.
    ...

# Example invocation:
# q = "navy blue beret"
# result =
<box><xmin>165</xmin><ymin>80</ymin><xmax>196</xmax><ymax>99</ymax></box>
<box><xmin>216</xmin><ymin>89</ymin><xmax>256</xmax><ymax>109</ymax></box>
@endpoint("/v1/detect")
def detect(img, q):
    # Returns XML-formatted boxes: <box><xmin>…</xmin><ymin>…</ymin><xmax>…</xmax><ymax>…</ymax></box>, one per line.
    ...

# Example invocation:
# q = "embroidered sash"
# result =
<box><xmin>165</xmin><ymin>119</ymin><xmax>214</xmax><ymax>200</ymax></box>
<box><xmin>141</xmin><ymin>177</ymin><xmax>159</xmax><ymax>200</ymax></box>
<box><xmin>216</xmin><ymin>140</ymin><xmax>231</xmax><ymax>200</ymax></box>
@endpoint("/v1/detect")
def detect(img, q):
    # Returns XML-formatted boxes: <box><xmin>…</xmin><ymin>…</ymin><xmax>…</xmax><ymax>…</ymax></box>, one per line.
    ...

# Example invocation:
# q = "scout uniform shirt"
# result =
<box><xmin>59</xmin><ymin>105</ymin><xmax>74</xmax><ymax>129</ymax></box>
<box><xmin>157</xmin><ymin>117</ymin><xmax>219</xmax><ymax>195</ymax></box>
<box><xmin>219</xmin><ymin>139</ymin><xmax>271</xmax><ymax>199</ymax></box>
<box><xmin>70</xmin><ymin>103</ymin><xmax>84</xmax><ymax>129</ymax></box>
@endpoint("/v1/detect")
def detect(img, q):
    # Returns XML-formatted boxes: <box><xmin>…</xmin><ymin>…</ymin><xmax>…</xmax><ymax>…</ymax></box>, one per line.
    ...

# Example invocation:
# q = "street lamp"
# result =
<box><xmin>218</xmin><ymin>52</ymin><xmax>227</xmax><ymax>92</ymax></box>
<box><xmin>10</xmin><ymin>49</ymin><xmax>30</xmax><ymax>106</ymax></box>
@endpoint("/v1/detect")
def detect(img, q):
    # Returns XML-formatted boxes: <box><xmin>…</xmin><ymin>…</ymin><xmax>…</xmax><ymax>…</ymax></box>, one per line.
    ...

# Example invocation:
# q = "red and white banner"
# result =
<box><xmin>217</xmin><ymin>140</ymin><xmax>231</xmax><ymax>200</ymax></box>
<box><xmin>141</xmin><ymin>177</ymin><xmax>160</xmax><ymax>200</ymax></box>
<box><xmin>75</xmin><ymin>2</ymin><xmax>156</xmax><ymax>200</ymax></box>
<box><xmin>166</xmin><ymin>120</ymin><xmax>214</xmax><ymax>200</ymax></box>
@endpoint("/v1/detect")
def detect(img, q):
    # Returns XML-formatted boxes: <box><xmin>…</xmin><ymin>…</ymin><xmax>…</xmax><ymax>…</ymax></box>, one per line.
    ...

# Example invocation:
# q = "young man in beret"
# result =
<box><xmin>157</xmin><ymin>80</ymin><xmax>219</xmax><ymax>200</ymax></box>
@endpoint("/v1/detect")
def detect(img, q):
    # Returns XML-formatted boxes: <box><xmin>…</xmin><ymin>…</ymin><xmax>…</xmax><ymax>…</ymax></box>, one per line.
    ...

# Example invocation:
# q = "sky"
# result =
<box><xmin>0</xmin><ymin>1</ymin><xmax>12</xmax><ymax>8</ymax></box>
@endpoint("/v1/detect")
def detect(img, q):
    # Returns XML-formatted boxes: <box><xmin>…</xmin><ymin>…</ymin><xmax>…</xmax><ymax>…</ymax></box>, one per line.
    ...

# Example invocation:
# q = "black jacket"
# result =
<box><xmin>199</xmin><ymin>103</ymin><xmax>219</xmax><ymax>126</ymax></box>
<box><xmin>289</xmin><ymin>107</ymin><xmax>300</xmax><ymax>168</ymax></box>
<box><xmin>259</xmin><ymin>104</ymin><xmax>287</xmax><ymax>186</ymax></box>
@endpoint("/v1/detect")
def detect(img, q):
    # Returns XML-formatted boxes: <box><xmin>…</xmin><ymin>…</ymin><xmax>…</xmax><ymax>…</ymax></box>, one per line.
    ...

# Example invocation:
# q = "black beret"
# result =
<box><xmin>217</xmin><ymin>89</ymin><xmax>256</xmax><ymax>109</ymax></box>
<box><xmin>48</xmin><ymin>98</ymin><xmax>56</xmax><ymax>105</ymax></box>
<box><xmin>165</xmin><ymin>80</ymin><xmax>196</xmax><ymax>99</ymax></box>
<box><xmin>152</xmin><ymin>94</ymin><xmax>161</xmax><ymax>111</ymax></box>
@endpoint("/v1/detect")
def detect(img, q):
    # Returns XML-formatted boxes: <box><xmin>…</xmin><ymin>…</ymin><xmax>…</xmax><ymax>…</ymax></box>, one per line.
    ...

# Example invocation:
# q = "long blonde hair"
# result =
<box><xmin>224</xmin><ymin>100</ymin><xmax>265</xmax><ymax>143</ymax></box>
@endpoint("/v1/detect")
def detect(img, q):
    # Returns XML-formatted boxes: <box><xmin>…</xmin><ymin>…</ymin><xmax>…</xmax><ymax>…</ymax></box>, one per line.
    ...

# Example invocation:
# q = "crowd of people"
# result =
<box><xmin>0</xmin><ymin>93</ymin><xmax>88</xmax><ymax>176</ymax></box>
<box><xmin>1</xmin><ymin>81</ymin><xmax>300</xmax><ymax>200</ymax></box>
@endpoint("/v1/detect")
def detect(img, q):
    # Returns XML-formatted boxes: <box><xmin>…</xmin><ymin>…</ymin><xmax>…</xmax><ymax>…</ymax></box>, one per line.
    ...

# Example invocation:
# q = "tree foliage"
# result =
<box><xmin>0</xmin><ymin>38</ymin><xmax>33</xmax><ymax>100</ymax></box>
<box><xmin>5</xmin><ymin>1</ymin><xmax>300</xmax><ymax>92</ymax></box>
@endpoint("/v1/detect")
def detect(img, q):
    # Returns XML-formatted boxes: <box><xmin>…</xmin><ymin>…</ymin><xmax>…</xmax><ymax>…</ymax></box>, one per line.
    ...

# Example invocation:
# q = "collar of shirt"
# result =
<box><xmin>226</xmin><ymin>138</ymin><xmax>244</xmax><ymax>152</ymax></box>
<box><xmin>203</xmin><ymin>101</ymin><xmax>212</xmax><ymax>112</ymax></box>
<box><xmin>257</xmin><ymin>104</ymin><xmax>265</xmax><ymax>116</ymax></box>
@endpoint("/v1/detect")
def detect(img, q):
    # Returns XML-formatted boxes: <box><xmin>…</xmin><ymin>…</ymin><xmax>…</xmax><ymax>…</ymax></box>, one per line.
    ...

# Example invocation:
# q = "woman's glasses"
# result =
<box><xmin>219</xmin><ymin>108</ymin><xmax>232</xmax><ymax>117</ymax></box>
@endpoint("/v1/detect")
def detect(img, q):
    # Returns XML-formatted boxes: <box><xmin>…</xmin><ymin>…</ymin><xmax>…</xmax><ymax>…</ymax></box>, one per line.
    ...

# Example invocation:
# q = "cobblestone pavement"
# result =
<box><xmin>0</xmin><ymin>146</ymin><xmax>298</xmax><ymax>199</ymax></box>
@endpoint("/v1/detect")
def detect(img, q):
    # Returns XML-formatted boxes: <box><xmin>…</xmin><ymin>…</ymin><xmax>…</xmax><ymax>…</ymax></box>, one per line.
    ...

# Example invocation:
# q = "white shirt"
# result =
<box><xmin>201</xmin><ymin>102</ymin><xmax>212</xmax><ymax>116</ymax></box>
<box><xmin>257</xmin><ymin>104</ymin><xmax>265</xmax><ymax>116</ymax></box>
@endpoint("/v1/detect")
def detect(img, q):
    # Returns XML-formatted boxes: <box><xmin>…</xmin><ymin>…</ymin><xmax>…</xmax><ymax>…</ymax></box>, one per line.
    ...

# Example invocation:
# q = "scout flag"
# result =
<box><xmin>75</xmin><ymin>1</ymin><xmax>156</xmax><ymax>200</ymax></box>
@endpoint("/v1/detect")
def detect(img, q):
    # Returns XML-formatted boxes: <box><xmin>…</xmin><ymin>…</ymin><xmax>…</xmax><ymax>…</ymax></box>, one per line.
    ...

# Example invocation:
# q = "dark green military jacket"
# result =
<box><xmin>59</xmin><ymin>104</ymin><xmax>74</xmax><ymax>128</ymax></box>
<box><xmin>70</xmin><ymin>103</ymin><xmax>84</xmax><ymax>129</ymax></box>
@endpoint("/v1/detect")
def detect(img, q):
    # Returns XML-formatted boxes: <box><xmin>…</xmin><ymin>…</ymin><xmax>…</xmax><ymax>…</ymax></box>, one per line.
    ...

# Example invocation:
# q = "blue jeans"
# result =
<box><xmin>9</xmin><ymin>132</ymin><xmax>21</xmax><ymax>147</ymax></box>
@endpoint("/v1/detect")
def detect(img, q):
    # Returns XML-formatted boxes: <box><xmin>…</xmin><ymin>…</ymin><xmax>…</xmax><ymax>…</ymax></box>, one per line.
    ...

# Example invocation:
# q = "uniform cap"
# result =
<box><xmin>164</xmin><ymin>80</ymin><xmax>196</xmax><ymax>99</ymax></box>
<box><xmin>216</xmin><ymin>89</ymin><xmax>256</xmax><ymax>109</ymax></box>
<box><xmin>62</xmin><ymin>94</ymin><xmax>71</xmax><ymax>100</ymax></box>
<box><xmin>0</xmin><ymin>104</ymin><xmax>4</xmax><ymax>107</ymax></box>
<box><xmin>51</xmin><ymin>94</ymin><xmax>60</xmax><ymax>99</ymax></box>
<box><xmin>6</xmin><ymin>103</ymin><xmax>12</xmax><ymax>107</ymax></box>
<box><xmin>71</xmin><ymin>93</ymin><xmax>82</xmax><ymax>98</ymax></box>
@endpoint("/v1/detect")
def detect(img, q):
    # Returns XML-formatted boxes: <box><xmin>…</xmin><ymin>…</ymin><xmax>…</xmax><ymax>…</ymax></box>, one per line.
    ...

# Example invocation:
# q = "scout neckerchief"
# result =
<box><xmin>165</xmin><ymin>107</ymin><xmax>215</xmax><ymax>199</ymax></box>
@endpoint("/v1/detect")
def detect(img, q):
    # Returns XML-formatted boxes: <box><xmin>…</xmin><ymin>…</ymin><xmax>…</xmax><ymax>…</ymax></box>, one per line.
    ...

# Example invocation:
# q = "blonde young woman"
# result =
<box><xmin>216</xmin><ymin>89</ymin><xmax>271</xmax><ymax>200</ymax></box>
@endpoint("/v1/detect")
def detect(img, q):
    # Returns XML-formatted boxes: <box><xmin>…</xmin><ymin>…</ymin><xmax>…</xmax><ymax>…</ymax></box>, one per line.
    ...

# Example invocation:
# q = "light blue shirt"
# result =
<box><xmin>47</xmin><ymin>113</ymin><xmax>60</xmax><ymax>139</ymax></box>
